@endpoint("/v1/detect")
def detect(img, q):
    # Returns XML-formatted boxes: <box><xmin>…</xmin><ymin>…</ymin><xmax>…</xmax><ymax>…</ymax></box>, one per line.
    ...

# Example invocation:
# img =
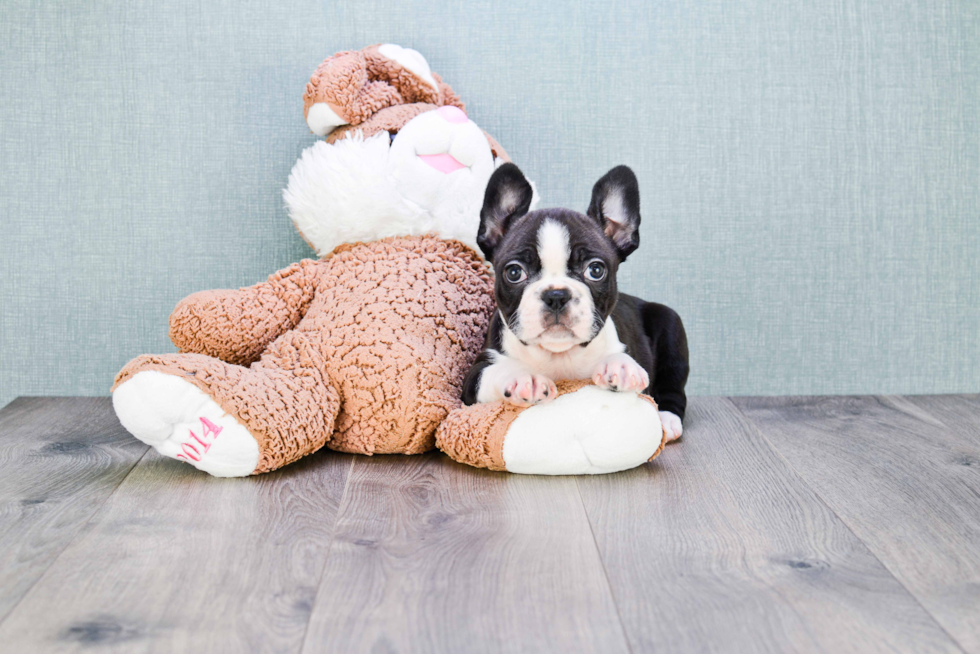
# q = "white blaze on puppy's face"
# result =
<box><xmin>513</xmin><ymin>219</ymin><xmax>595</xmax><ymax>352</ymax></box>
<box><xmin>537</xmin><ymin>220</ymin><xmax>569</xmax><ymax>278</ymax></box>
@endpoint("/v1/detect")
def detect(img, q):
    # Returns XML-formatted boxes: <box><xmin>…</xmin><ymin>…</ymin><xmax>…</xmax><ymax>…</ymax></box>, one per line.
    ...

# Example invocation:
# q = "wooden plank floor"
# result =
<box><xmin>0</xmin><ymin>395</ymin><xmax>977</xmax><ymax>653</ymax></box>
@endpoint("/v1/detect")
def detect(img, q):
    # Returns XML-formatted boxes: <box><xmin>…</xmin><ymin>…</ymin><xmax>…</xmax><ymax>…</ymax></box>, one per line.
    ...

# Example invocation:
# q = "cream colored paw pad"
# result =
<box><xmin>112</xmin><ymin>371</ymin><xmax>260</xmax><ymax>477</ymax></box>
<box><xmin>502</xmin><ymin>385</ymin><xmax>663</xmax><ymax>475</ymax></box>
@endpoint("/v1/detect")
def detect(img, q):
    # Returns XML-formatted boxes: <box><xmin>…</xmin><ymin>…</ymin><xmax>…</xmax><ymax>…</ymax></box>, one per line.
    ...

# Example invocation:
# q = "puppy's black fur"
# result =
<box><xmin>462</xmin><ymin>164</ymin><xmax>689</xmax><ymax>420</ymax></box>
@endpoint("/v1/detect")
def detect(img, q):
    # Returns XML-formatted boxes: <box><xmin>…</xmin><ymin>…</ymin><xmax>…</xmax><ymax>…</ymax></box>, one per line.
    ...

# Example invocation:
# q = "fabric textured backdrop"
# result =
<box><xmin>1</xmin><ymin>0</ymin><xmax>977</xmax><ymax>407</ymax></box>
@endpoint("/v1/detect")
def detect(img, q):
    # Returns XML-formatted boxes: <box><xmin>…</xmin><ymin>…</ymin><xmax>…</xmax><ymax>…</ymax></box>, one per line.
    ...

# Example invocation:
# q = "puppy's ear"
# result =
<box><xmin>478</xmin><ymin>163</ymin><xmax>533</xmax><ymax>261</ymax></box>
<box><xmin>587</xmin><ymin>166</ymin><xmax>641</xmax><ymax>261</ymax></box>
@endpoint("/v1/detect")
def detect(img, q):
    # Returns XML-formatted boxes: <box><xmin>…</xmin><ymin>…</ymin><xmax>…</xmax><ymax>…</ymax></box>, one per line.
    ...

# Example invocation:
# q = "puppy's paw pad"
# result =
<box><xmin>502</xmin><ymin>373</ymin><xmax>557</xmax><ymax>407</ymax></box>
<box><xmin>592</xmin><ymin>353</ymin><xmax>649</xmax><ymax>392</ymax></box>
<box><xmin>660</xmin><ymin>411</ymin><xmax>683</xmax><ymax>442</ymax></box>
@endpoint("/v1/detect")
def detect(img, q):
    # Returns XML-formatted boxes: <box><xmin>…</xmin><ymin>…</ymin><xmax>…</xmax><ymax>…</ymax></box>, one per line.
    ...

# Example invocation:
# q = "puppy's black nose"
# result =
<box><xmin>542</xmin><ymin>288</ymin><xmax>571</xmax><ymax>312</ymax></box>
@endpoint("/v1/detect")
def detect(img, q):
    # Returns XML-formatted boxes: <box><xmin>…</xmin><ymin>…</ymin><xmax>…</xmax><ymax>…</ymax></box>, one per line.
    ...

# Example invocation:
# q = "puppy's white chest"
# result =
<box><xmin>501</xmin><ymin>318</ymin><xmax>625</xmax><ymax>381</ymax></box>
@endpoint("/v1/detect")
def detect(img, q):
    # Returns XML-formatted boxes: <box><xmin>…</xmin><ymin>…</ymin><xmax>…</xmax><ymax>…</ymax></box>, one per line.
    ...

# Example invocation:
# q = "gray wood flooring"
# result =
<box><xmin>0</xmin><ymin>395</ymin><xmax>977</xmax><ymax>653</ymax></box>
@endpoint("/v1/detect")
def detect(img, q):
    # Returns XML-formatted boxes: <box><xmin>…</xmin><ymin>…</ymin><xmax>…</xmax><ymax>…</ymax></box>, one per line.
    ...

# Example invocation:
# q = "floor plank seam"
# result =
<box><xmin>574</xmin><ymin>477</ymin><xmax>634</xmax><ymax>654</ymax></box>
<box><xmin>727</xmin><ymin>397</ymin><xmax>972</xmax><ymax>654</ymax></box>
<box><xmin>0</xmin><ymin>442</ymin><xmax>152</xmax><ymax>628</ymax></box>
<box><xmin>296</xmin><ymin>455</ymin><xmax>357</xmax><ymax>654</ymax></box>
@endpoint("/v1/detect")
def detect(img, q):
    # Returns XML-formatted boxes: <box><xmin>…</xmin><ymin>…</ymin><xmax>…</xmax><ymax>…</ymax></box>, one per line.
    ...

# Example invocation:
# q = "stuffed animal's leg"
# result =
<box><xmin>113</xmin><ymin>365</ymin><xmax>260</xmax><ymax>477</ymax></box>
<box><xmin>437</xmin><ymin>381</ymin><xmax>667</xmax><ymax>475</ymax></box>
<box><xmin>112</xmin><ymin>349</ymin><xmax>340</xmax><ymax>477</ymax></box>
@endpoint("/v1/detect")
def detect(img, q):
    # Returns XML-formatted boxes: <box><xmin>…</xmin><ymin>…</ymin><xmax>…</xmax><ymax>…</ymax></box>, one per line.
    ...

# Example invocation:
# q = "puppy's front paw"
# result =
<box><xmin>501</xmin><ymin>372</ymin><xmax>558</xmax><ymax>407</ymax></box>
<box><xmin>660</xmin><ymin>411</ymin><xmax>683</xmax><ymax>442</ymax></box>
<box><xmin>475</xmin><ymin>357</ymin><xmax>558</xmax><ymax>407</ymax></box>
<box><xmin>592</xmin><ymin>353</ymin><xmax>649</xmax><ymax>393</ymax></box>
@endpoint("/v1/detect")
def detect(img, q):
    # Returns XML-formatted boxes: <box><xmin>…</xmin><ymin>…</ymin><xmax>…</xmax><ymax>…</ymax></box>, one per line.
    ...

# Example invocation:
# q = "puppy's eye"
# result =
<box><xmin>503</xmin><ymin>263</ymin><xmax>528</xmax><ymax>284</ymax></box>
<box><xmin>585</xmin><ymin>260</ymin><xmax>607</xmax><ymax>281</ymax></box>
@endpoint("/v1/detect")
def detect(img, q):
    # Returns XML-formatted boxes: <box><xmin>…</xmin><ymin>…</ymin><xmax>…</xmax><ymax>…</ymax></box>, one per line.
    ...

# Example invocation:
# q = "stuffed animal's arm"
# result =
<box><xmin>168</xmin><ymin>259</ymin><xmax>321</xmax><ymax>366</ymax></box>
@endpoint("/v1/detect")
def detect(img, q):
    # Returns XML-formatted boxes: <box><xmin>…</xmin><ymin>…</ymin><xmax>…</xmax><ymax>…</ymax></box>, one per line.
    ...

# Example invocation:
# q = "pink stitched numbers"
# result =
<box><xmin>175</xmin><ymin>417</ymin><xmax>224</xmax><ymax>462</ymax></box>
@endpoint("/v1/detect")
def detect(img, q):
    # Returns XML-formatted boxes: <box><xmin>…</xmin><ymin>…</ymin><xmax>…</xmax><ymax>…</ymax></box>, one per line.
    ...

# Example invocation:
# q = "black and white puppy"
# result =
<box><xmin>461</xmin><ymin>163</ymin><xmax>690</xmax><ymax>441</ymax></box>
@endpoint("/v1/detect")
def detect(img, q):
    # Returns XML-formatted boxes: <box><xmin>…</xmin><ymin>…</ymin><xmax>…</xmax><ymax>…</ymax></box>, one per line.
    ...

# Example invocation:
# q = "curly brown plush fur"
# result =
<box><xmin>114</xmin><ymin>236</ymin><xmax>494</xmax><ymax>473</ymax></box>
<box><xmin>304</xmin><ymin>44</ymin><xmax>463</xmax><ymax>129</ymax></box>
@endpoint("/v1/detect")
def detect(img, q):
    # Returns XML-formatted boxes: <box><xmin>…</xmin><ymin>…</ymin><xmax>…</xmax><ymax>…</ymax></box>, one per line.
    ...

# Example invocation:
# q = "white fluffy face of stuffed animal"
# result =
<box><xmin>284</xmin><ymin>107</ymin><xmax>519</xmax><ymax>258</ymax></box>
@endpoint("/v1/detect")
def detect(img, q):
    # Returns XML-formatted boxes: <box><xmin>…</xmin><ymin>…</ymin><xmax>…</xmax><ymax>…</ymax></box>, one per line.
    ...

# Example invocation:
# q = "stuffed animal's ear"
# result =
<box><xmin>587</xmin><ymin>166</ymin><xmax>641</xmax><ymax>261</ymax></box>
<box><xmin>483</xmin><ymin>131</ymin><xmax>510</xmax><ymax>163</ymax></box>
<box><xmin>478</xmin><ymin>163</ymin><xmax>533</xmax><ymax>261</ymax></box>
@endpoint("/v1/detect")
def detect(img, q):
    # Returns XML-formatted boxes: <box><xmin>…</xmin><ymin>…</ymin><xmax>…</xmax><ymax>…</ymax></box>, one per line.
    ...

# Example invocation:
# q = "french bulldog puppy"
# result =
<box><xmin>461</xmin><ymin>164</ymin><xmax>689</xmax><ymax>441</ymax></box>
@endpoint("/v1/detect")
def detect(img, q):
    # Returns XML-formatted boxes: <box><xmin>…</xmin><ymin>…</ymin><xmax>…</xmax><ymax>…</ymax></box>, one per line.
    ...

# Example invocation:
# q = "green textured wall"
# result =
<box><xmin>1</xmin><ymin>0</ymin><xmax>978</xmax><ymax>407</ymax></box>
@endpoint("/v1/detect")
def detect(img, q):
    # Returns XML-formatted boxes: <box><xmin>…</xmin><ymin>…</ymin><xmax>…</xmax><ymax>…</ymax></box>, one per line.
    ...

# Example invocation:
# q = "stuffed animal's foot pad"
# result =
<box><xmin>660</xmin><ymin>411</ymin><xmax>683</xmax><ymax>442</ymax></box>
<box><xmin>592</xmin><ymin>353</ymin><xmax>649</xmax><ymax>392</ymax></box>
<box><xmin>502</xmin><ymin>385</ymin><xmax>664</xmax><ymax>475</ymax></box>
<box><xmin>113</xmin><ymin>371</ymin><xmax>259</xmax><ymax>477</ymax></box>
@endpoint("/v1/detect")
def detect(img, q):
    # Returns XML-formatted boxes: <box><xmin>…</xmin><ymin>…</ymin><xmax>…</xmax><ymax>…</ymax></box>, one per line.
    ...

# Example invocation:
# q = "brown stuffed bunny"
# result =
<box><xmin>112</xmin><ymin>44</ymin><xmax>667</xmax><ymax>478</ymax></box>
<box><xmin>112</xmin><ymin>45</ymin><xmax>508</xmax><ymax>476</ymax></box>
